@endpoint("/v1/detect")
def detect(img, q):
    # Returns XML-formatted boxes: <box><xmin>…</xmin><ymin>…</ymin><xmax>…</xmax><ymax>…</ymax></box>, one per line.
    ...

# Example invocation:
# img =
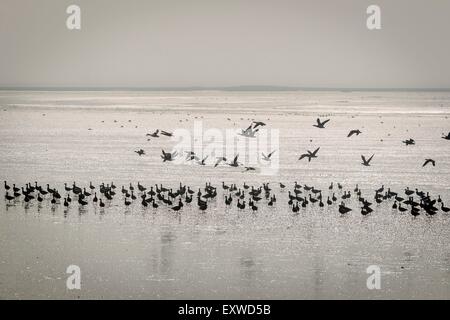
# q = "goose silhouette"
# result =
<box><xmin>160</xmin><ymin>130</ymin><xmax>173</xmax><ymax>137</ymax></box>
<box><xmin>313</xmin><ymin>118</ymin><xmax>330</xmax><ymax>129</ymax></box>
<box><xmin>161</xmin><ymin>149</ymin><xmax>178</xmax><ymax>162</ymax></box>
<box><xmin>214</xmin><ymin>157</ymin><xmax>227</xmax><ymax>167</ymax></box>
<box><xmin>135</xmin><ymin>149</ymin><xmax>145</xmax><ymax>156</ymax></box>
<box><xmin>361</xmin><ymin>154</ymin><xmax>374</xmax><ymax>166</ymax></box>
<box><xmin>252</xmin><ymin>121</ymin><xmax>266</xmax><ymax>129</ymax></box>
<box><xmin>238</xmin><ymin>124</ymin><xmax>259</xmax><ymax>138</ymax></box>
<box><xmin>262</xmin><ymin>150</ymin><xmax>276</xmax><ymax>161</ymax></box>
<box><xmin>339</xmin><ymin>202</ymin><xmax>352</xmax><ymax>214</ymax></box>
<box><xmin>298</xmin><ymin>147</ymin><xmax>320</xmax><ymax>162</ymax></box>
<box><xmin>229</xmin><ymin>154</ymin><xmax>240</xmax><ymax>167</ymax></box>
<box><xmin>442</xmin><ymin>132</ymin><xmax>450</xmax><ymax>140</ymax></box>
<box><xmin>347</xmin><ymin>129</ymin><xmax>361</xmax><ymax>137</ymax></box>
<box><xmin>422</xmin><ymin>159</ymin><xmax>435</xmax><ymax>167</ymax></box>
<box><xmin>402</xmin><ymin>138</ymin><xmax>415</xmax><ymax>146</ymax></box>
<box><xmin>146</xmin><ymin>129</ymin><xmax>159</xmax><ymax>137</ymax></box>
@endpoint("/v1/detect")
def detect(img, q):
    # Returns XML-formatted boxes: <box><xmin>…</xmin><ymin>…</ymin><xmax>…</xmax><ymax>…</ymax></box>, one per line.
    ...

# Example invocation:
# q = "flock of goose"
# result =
<box><xmin>3</xmin><ymin>180</ymin><xmax>450</xmax><ymax>217</ymax></box>
<box><xmin>3</xmin><ymin>116</ymin><xmax>449</xmax><ymax>217</ymax></box>
<box><xmin>134</xmin><ymin>118</ymin><xmax>450</xmax><ymax>169</ymax></box>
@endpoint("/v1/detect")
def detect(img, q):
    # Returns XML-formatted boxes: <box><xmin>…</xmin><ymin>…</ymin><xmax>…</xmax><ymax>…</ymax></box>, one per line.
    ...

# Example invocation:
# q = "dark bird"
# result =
<box><xmin>339</xmin><ymin>202</ymin><xmax>352</xmax><ymax>214</ymax></box>
<box><xmin>146</xmin><ymin>129</ymin><xmax>159</xmax><ymax>137</ymax></box>
<box><xmin>441</xmin><ymin>203</ymin><xmax>450</xmax><ymax>213</ymax></box>
<box><xmin>442</xmin><ymin>132</ymin><xmax>450</xmax><ymax>140</ymax></box>
<box><xmin>252</xmin><ymin>121</ymin><xmax>266</xmax><ymax>129</ymax></box>
<box><xmin>161</xmin><ymin>149</ymin><xmax>178</xmax><ymax>162</ymax></box>
<box><xmin>5</xmin><ymin>192</ymin><xmax>14</xmax><ymax>202</ymax></box>
<box><xmin>135</xmin><ymin>149</ymin><xmax>145</xmax><ymax>156</ymax></box>
<box><xmin>402</xmin><ymin>138</ymin><xmax>415</xmax><ymax>146</ymax></box>
<box><xmin>229</xmin><ymin>154</ymin><xmax>240</xmax><ymax>167</ymax></box>
<box><xmin>298</xmin><ymin>147</ymin><xmax>320</xmax><ymax>162</ymax></box>
<box><xmin>160</xmin><ymin>130</ymin><xmax>173</xmax><ymax>137</ymax></box>
<box><xmin>361</xmin><ymin>154</ymin><xmax>374</xmax><ymax>166</ymax></box>
<box><xmin>313</xmin><ymin>118</ymin><xmax>330</xmax><ymax>129</ymax></box>
<box><xmin>347</xmin><ymin>129</ymin><xmax>361</xmax><ymax>137</ymax></box>
<box><xmin>422</xmin><ymin>159</ymin><xmax>435</xmax><ymax>167</ymax></box>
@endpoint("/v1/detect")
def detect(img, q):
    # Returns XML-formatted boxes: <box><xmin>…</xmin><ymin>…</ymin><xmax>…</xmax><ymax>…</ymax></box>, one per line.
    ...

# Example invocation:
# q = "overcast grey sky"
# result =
<box><xmin>1</xmin><ymin>0</ymin><xmax>449</xmax><ymax>89</ymax></box>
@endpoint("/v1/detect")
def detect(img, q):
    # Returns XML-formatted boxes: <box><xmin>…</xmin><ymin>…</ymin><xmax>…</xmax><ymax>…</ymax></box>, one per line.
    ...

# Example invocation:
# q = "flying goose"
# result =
<box><xmin>229</xmin><ymin>154</ymin><xmax>240</xmax><ymax>167</ymax></box>
<box><xmin>135</xmin><ymin>149</ymin><xmax>145</xmax><ymax>156</ymax></box>
<box><xmin>298</xmin><ymin>147</ymin><xmax>320</xmax><ymax>162</ymax></box>
<box><xmin>422</xmin><ymin>159</ymin><xmax>435</xmax><ymax>167</ymax></box>
<box><xmin>402</xmin><ymin>138</ymin><xmax>415</xmax><ymax>146</ymax></box>
<box><xmin>361</xmin><ymin>154</ymin><xmax>374</xmax><ymax>166</ymax></box>
<box><xmin>146</xmin><ymin>129</ymin><xmax>159</xmax><ymax>137</ymax></box>
<box><xmin>252</xmin><ymin>121</ymin><xmax>266</xmax><ymax>129</ymax></box>
<box><xmin>197</xmin><ymin>156</ymin><xmax>208</xmax><ymax>166</ymax></box>
<box><xmin>347</xmin><ymin>129</ymin><xmax>361</xmax><ymax>137</ymax></box>
<box><xmin>160</xmin><ymin>130</ymin><xmax>173</xmax><ymax>137</ymax></box>
<box><xmin>161</xmin><ymin>149</ymin><xmax>178</xmax><ymax>162</ymax></box>
<box><xmin>238</xmin><ymin>123</ymin><xmax>259</xmax><ymax>138</ymax></box>
<box><xmin>214</xmin><ymin>157</ymin><xmax>227</xmax><ymax>167</ymax></box>
<box><xmin>313</xmin><ymin>118</ymin><xmax>330</xmax><ymax>129</ymax></box>
<box><xmin>262</xmin><ymin>150</ymin><xmax>276</xmax><ymax>161</ymax></box>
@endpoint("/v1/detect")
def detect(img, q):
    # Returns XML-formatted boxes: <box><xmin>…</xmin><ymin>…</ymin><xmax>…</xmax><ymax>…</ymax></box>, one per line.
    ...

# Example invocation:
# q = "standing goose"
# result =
<box><xmin>339</xmin><ymin>202</ymin><xmax>352</xmax><ymax>214</ymax></box>
<box><xmin>441</xmin><ymin>203</ymin><xmax>450</xmax><ymax>213</ymax></box>
<box><xmin>5</xmin><ymin>192</ymin><xmax>14</xmax><ymax>202</ymax></box>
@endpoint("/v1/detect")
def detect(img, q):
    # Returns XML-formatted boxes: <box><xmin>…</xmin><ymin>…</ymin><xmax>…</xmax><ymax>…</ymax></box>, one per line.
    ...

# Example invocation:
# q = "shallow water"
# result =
<box><xmin>1</xmin><ymin>90</ymin><xmax>450</xmax><ymax>299</ymax></box>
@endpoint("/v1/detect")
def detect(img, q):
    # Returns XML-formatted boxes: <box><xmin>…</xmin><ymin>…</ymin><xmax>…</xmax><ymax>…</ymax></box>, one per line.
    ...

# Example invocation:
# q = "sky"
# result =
<box><xmin>1</xmin><ymin>0</ymin><xmax>449</xmax><ymax>89</ymax></box>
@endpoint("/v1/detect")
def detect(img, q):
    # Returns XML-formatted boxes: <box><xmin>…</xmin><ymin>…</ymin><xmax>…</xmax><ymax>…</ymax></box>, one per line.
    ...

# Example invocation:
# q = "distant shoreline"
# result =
<box><xmin>1</xmin><ymin>86</ymin><xmax>450</xmax><ymax>92</ymax></box>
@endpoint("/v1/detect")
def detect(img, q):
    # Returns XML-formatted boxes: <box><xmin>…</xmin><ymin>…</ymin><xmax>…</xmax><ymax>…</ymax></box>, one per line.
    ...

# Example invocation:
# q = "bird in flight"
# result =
<box><xmin>134</xmin><ymin>149</ymin><xmax>145</xmax><ymax>156</ymax></box>
<box><xmin>243</xmin><ymin>167</ymin><xmax>256</xmax><ymax>172</ymax></box>
<box><xmin>402</xmin><ymin>138</ymin><xmax>415</xmax><ymax>146</ymax></box>
<box><xmin>185</xmin><ymin>151</ymin><xmax>201</xmax><ymax>162</ymax></box>
<box><xmin>422</xmin><ymin>159</ymin><xmax>436</xmax><ymax>167</ymax></box>
<box><xmin>197</xmin><ymin>156</ymin><xmax>208</xmax><ymax>166</ymax></box>
<box><xmin>214</xmin><ymin>157</ymin><xmax>227</xmax><ymax>167</ymax></box>
<box><xmin>146</xmin><ymin>129</ymin><xmax>159</xmax><ymax>138</ymax></box>
<box><xmin>361</xmin><ymin>154</ymin><xmax>374</xmax><ymax>166</ymax></box>
<box><xmin>239</xmin><ymin>124</ymin><xmax>259</xmax><ymax>138</ymax></box>
<box><xmin>229</xmin><ymin>154</ymin><xmax>240</xmax><ymax>167</ymax></box>
<box><xmin>160</xmin><ymin>130</ymin><xmax>173</xmax><ymax>137</ymax></box>
<box><xmin>298</xmin><ymin>147</ymin><xmax>320</xmax><ymax>162</ymax></box>
<box><xmin>347</xmin><ymin>129</ymin><xmax>362</xmax><ymax>137</ymax></box>
<box><xmin>442</xmin><ymin>132</ymin><xmax>450</xmax><ymax>140</ymax></box>
<box><xmin>313</xmin><ymin>118</ymin><xmax>330</xmax><ymax>129</ymax></box>
<box><xmin>262</xmin><ymin>150</ymin><xmax>276</xmax><ymax>161</ymax></box>
<box><xmin>252</xmin><ymin>121</ymin><xmax>266</xmax><ymax>129</ymax></box>
<box><xmin>161</xmin><ymin>149</ymin><xmax>178</xmax><ymax>162</ymax></box>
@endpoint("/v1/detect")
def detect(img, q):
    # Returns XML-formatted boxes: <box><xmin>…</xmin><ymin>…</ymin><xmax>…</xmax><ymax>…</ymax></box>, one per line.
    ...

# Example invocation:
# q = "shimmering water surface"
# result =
<box><xmin>1</xmin><ymin>90</ymin><xmax>450</xmax><ymax>299</ymax></box>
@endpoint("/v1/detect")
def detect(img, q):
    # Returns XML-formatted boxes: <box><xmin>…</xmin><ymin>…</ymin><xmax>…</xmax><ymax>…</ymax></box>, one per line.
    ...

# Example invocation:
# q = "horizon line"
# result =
<box><xmin>1</xmin><ymin>85</ymin><xmax>450</xmax><ymax>92</ymax></box>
